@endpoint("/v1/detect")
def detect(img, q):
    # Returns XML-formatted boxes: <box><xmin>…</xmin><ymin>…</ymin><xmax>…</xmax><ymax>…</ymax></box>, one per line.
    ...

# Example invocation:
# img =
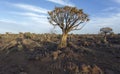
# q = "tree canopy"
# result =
<box><xmin>48</xmin><ymin>6</ymin><xmax>89</xmax><ymax>34</ymax></box>
<box><xmin>100</xmin><ymin>27</ymin><xmax>113</xmax><ymax>34</ymax></box>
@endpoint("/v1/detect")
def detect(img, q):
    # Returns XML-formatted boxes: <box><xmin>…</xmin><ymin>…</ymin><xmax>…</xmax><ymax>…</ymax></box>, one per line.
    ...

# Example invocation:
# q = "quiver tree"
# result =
<box><xmin>48</xmin><ymin>6</ymin><xmax>89</xmax><ymax>49</ymax></box>
<box><xmin>100</xmin><ymin>27</ymin><xmax>113</xmax><ymax>43</ymax></box>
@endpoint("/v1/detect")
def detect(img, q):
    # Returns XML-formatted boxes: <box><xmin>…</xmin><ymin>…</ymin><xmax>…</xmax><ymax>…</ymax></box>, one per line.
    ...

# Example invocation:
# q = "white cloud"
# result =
<box><xmin>90</xmin><ymin>13</ymin><xmax>120</xmax><ymax>26</ymax></box>
<box><xmin>0</xmin><ymin>19</ymin><xmax>28</xmax><ymax>26</ymax></box>
<box><xmin>0</xmin><ymin>19</ymin><xmax>29</xmax><ymax>33</ymax></box>
<box><xmin>10</xmin><ymin>11</ymin><xmax>50</xmax><ymax>25</ymax></box>
<box><xmin>102</xmin><ymin>7</ymin><xmax>120</xmax><ymax>13</ymax></box>
<box><xmin>0</xmin><ymin>19</ymin><xmax>17</xmax><ymax>24</ymax></box>
<box><xmin>114</xmin><ymin>0</ymin><xmax>120</xmax><ymax>3</ymax></box>
<box><xmin>3</xmin><ymin>2</ymin><xmax>52</xmax><ymax>33</ymax></box>
<box><xmin>47</xmin><ymin>0</ymin><xmax>75</xmax><ymax>6</ymax></box>
<box><xmin>102</xmin><ymin>7</ymin><xmax>117</xmax><ymax>12</ymax></box>
<box><xmin>12</xmin><ymin>12</ymin><xmax>47</xmax><ymax>18</ymax></box>
<box><xmin>11</xmin><ymin>3</ymin><xmax>49</xmax><ymax>14</ymax></box>
<box><xmin>0</xmin><ymin>18</ymin><xmax>53</xmax><ymax>33</ymax></box>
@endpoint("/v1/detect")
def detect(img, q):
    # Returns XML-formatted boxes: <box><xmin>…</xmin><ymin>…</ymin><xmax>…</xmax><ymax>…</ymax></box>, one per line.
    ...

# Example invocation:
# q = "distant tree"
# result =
<box><xmin>100</xmin><ymin>27</ymin><xmax>113</xmax><ymax>43</ymax></box>
<box><xmin>48</xmin><ymin>6</ymin><xmax>89</xmax><ymax>49</ymax></box>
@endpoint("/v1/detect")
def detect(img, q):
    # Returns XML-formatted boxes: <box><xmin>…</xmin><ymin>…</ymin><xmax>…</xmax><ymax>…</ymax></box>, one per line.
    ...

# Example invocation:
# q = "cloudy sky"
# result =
<box><xmin>0</xmin><ymin>0</ymin><xmax>120</xmax><ymax>34</ymax></box>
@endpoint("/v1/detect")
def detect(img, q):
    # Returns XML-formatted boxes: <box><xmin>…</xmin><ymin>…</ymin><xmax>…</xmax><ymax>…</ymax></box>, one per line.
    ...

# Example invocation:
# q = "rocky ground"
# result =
<box><xmin>0</xmin><ymin>33</ymin><xmax>120</xmax><ymax>74</ymax></box>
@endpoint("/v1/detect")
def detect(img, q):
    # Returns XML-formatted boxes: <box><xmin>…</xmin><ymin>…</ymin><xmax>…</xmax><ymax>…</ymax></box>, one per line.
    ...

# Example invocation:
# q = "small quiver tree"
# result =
<box><xmin>100</xmin><ymin>27</ymin><xmax>113</xmax><ymax>43</ymax></box>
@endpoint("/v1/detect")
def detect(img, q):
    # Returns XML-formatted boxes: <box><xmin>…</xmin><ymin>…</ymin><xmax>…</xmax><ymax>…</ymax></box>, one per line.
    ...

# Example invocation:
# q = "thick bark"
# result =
<box><xmin>58</xmin><ymin>33</ymin><xmax>68</xmax><ymax>49</ymax></box>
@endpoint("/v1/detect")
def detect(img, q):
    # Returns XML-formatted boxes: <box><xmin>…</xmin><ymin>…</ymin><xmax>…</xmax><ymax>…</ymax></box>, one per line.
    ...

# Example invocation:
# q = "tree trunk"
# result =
<box><xmin>104</xmin><ymin>33</ymin><xmax>108</xmax><ymax>43</ymax></box>
<box><xmin>58</xmin><ymin>33</ymin><xmax>68</xmax><ymax>49</ymax></box>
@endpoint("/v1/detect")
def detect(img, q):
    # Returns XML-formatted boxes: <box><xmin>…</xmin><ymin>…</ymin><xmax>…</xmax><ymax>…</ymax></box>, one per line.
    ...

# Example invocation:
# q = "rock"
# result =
<box><xmin>52</xmin><ymin>50</ymin><xmax>62</xmax><ymax>60</ymax></box>
<box><xmin>22</xmin><ymin>39</ymin><xmax>41</xmax><ymax>51</ymax></box>
<box><xmin>92</xmin><ymin>65</ymin><xmax>103</xmax><ymax>74</ymax></box>
<box><xmin>81</xmin><ymin>64</ymin><xmax>91</xmax><ymax>74</ymax></box>
<box><xmin>18</xmin><ymin>45</ymin><xmax>23</xmax><ymax>51</ymax></box>
<box><xmin>105</xmin><ymin>69</ymin><xmax>115</xmax><ymax>74</ymax></box>
<box><xmin>19</xmin><ymin>72</ymin><xmax>27</xmax><ymax>74</ymax></box>
<box><xmin>74</xmin><ymin>66</ymin><xmax>79</xmax><ymax>73</ymax></box>
<box><xmin>1</xmin><ymin>40</ymin><xmax>17</xmax><ymax>51</ymax></box>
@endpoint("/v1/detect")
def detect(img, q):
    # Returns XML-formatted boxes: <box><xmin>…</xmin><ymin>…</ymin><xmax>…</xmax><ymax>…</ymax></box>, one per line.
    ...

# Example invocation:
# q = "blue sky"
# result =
<box><xmin>0</xmin><ymin>0</ymin><xmax>120</xmax><ymax>34</ymax></box>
